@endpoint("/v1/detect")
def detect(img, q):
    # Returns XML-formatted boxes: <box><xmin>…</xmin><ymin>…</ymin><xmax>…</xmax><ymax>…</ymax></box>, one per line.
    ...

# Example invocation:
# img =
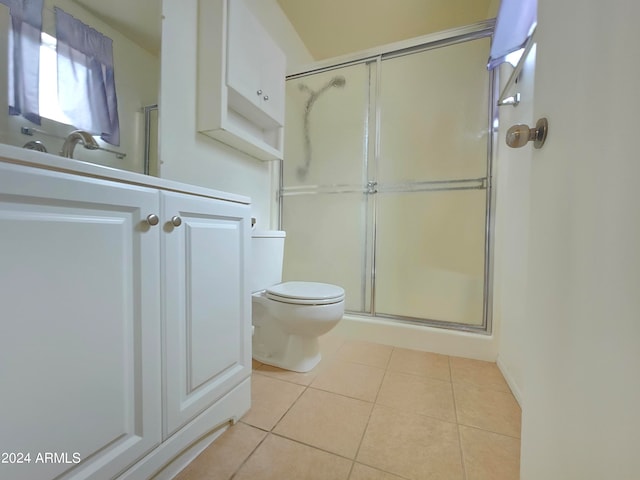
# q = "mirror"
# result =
<box><xmin>0</xmin><ymin>0</ymin><xmax>162</xmax><ymax>174</ymax></box>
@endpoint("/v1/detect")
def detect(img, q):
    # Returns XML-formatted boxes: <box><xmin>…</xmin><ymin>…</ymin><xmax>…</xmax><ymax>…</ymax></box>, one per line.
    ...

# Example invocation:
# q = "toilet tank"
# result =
<box><xmin>251</xmin><ymin>230</ymin><xmax>286</xmax><ymax>293</ymax></box>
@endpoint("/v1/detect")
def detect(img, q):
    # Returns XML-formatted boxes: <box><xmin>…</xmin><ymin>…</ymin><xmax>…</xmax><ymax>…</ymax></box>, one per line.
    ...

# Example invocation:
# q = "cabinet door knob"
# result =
<box><xmin>263</xmin><ymin>95</ymin><xmax>269</xmax><ymax>101</ymax></box>
<box><xmin>171</xmin><ymin>216</ymin><xmax>182</xmax><ymax>227</ymax></box>
<box><xmin>146</xmin><ymin>214</ymin><xmax>159</xmax><ymax>226</ymax></box>
<box><xmin>256</xmin><ymin>89</ymin><xmax>263</xmax><ymax>95</ymax></box>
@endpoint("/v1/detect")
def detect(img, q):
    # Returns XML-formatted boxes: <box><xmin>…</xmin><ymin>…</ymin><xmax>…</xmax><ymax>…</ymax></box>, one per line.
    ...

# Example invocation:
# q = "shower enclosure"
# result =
<box><xmin>280</xmin><ymin>21</ymin><xmax>496</xmax><ymax>332</ymax></box>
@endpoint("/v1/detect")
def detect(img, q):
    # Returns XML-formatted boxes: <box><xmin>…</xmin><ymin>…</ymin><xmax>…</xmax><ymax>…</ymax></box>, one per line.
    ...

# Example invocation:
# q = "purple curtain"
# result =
<box><xmin>55</xmin><ymin>7</ymin><xmax>120</xmax><ymax>146</ymax></box>
<box><xmin>1</xmin><ymin>0</ymin><xmax>43</xmax><ymax>124</ymax></box>
<box><xmin>488</xmin><ymin>0</ymin><xmax>537</xmax><ymax>69</ymax></box>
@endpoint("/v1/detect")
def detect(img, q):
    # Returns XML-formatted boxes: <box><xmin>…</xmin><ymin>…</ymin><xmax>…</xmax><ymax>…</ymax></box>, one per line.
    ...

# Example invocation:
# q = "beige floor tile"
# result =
<box><xmin>175</xmin><ymin>422</ymin><xmax>266</xmax><ymax>480</ymax></box>
<box><xmin>273</xmin><ymin>388</ymin><xmax>373</xmax><ymax>458</ymax></box>
<box><xmin>241</xmin><ymin>374</ymin><xmax>305</xmax><ymax>431</ymax></box>
<box><xmin>256</xmin><ymin>363</ymin><xmax>321</xmax><ymax>386</ymax></box>
<box><xmin>234</xmin><ymin>434</ymin><xmax>352</xmax><ymax>480</ymax></box>
<box><xmin>335</xmin><ymin>340</ymin><xmax>393</xmax><ymax>369</ymax></box>
<box><xmin>454</xmin><ymin>383</ymin><xmax>521</xmax><ymax>438</ymax></box>
<box><xmin>251</xmin><ymin>359</ymin><xmax>262</xmax><ymax>370</ymax></box>
<box><xmin>387</xmin><ymin>347</ymin><xmax>451</xmax><ymax>382</ymax></box>
<box><xmin>357</xmin><ymin>405</ymin><xmax>464</xmax><ymax>480</ymax></box>
<box><xmin>319</xmin><ymin>332</ymin><xmax>346</xmax><ymax>359</ymax></box>
<box><xmin>349</xmin><ymin>463</ymin><xmax>406</xmax><ymax>480</ymax></box>
<box><xmin>311</xmin><ymin>360</ymin><xmax>385</xmax><ymax>402</ymax></box>
<box><xmin>376</xmin><ymin>371</ymin><xmax>456</xmax><ymax>423</ymax></box>
<box><xmin>450</xmin><ymin>356</ymin><xmax>511</xmax><ymax>392</ymax></box>
<box><xmin>459</xmin><ymin>425</ymin><xmax>521</xmax><ymax>480</ymax></box>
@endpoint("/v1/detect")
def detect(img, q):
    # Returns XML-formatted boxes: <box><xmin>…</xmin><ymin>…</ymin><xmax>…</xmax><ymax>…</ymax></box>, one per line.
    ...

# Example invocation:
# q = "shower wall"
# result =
<box><xmin>281</xmin><ymin>31</ymin><xmax>493</xmax><ymax>329</ymax></box>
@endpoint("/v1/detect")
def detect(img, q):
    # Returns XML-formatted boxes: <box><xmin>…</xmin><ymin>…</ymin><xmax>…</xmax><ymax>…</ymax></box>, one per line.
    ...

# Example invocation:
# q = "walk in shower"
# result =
<box><xmin>279</xmin><ymin>21</ymin><xmax>496</xmax><ymax>332</ymax></box>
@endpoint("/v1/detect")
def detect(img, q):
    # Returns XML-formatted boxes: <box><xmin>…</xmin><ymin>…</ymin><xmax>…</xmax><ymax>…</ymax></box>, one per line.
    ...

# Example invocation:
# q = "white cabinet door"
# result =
<box><xmin>258</xmin><ymin>29</ymin><xmax>286</xmax><ymax>126</ymax></box>
<box><xmin>226</xmin><ymin>0</ymin><xmax>262</xmax><ymax>112</ymax></box>
<box><xmin>162</xmin><ymin>191</ymin><xmax>250</xmax><ymax>437</ymax></box>
<box><xmin>226</xmin><ymin>0</ymin><xmax>285</xmax><ymax>128</ymax></box>
<box><xmin>0</xmin><ymin>163</ymin><xmax>162</xmax><ymax>480</ymax></box>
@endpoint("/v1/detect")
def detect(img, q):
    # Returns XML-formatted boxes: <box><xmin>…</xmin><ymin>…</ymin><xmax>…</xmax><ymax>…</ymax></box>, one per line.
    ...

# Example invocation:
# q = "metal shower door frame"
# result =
<box><xmin>280</xmin><ymin>20</ymin><xmax>498</xmax><ymax>334</ymax></box>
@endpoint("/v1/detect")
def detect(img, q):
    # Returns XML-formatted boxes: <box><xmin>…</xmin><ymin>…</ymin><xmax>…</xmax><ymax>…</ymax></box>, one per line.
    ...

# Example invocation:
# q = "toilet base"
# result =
<box><xmin>253</xmin><ymin>334</ymin><xmax>321</xmax><ymax>373</ymax></box>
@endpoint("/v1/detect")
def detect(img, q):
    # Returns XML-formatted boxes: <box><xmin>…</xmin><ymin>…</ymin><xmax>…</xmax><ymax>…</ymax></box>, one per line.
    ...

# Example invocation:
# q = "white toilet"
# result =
<box><xmin>251</xmin><ymin>230</ymin><xmax>345</xmax><ymax>372</ymax></box>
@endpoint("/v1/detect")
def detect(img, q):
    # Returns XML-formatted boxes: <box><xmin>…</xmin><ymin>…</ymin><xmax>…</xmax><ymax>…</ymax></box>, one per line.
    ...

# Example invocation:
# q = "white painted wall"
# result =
<box><xmin>244</xmin><ymin>0</ymin><xmax>313</xmax><ymax>70</ymax></box>
<box><xmin>493</xmin><ymin>47</ymin><xmax>537</xmax><ymax>405</ymax></box>
<box><xmin>519</xmin><ymin>0</ymin><xmax>640</xmax><ymax>478</ymax></box>
<box><xmin>159</xmin><ymin>0</ymin><xmax>311</xmax><ymax>225</ymax></box>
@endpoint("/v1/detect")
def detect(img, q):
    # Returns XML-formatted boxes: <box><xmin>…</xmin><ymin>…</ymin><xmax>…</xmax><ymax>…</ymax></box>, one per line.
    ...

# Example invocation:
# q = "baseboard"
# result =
<box><xmin>496</xmin><ymin>356</ymin><xmax>523</xmax><ymax>407</ymax></box>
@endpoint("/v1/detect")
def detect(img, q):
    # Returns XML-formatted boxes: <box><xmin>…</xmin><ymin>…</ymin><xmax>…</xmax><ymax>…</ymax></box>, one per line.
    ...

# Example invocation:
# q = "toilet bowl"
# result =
<box><xmin>251</xmin><ymin>232</ymin><xmax>345</xmax><ymax>372</ymax></box>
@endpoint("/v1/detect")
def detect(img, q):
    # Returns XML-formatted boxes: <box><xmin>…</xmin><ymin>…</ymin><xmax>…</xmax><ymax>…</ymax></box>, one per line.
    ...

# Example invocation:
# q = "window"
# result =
<box><xmin>38</xmin><ymin>31</ymin><xmax>74</xmax><ymax>126</ymax></box>
<box><xmin>5</xmin><ymin>4</ymin><xmax>120</xmax><ymax>146</ymax></box>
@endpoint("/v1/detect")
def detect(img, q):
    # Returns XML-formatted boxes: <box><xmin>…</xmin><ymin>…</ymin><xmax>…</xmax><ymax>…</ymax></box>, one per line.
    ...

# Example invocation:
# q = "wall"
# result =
<box><xmin>0</xmin><ymin>0</ymin><xmax>159</xmax><ymax>173</ymax></box>
<box><xmin>493</xmin><ymin>47</ymin><xmax>537</xmax><ymax>405</ymax></box>
<box><xmin>244</xmin><ymin>0</ymin><xmax>312</xmax><ymax>71</ymax></box>
<box><xmin>159</xmin><ymin>0</ymin><xmax>312</xmax><ymax>225</ymax></box>
<box><xmin>519</xmin><ymin>0</ymin><xmax>640</xmax><ymax>477</ymax></box>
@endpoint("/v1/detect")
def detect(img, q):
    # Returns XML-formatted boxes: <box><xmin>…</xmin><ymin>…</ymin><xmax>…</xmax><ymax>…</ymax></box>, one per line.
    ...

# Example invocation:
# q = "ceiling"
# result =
<box><xmin>72</xmin><ymin>0</ymin><xmax>498</xmax><ymax>60</ymax></box>
<box><xmin>277</xmin><ymin>0</ymin><xmax>498</xmax><ymax>60</ymax></box>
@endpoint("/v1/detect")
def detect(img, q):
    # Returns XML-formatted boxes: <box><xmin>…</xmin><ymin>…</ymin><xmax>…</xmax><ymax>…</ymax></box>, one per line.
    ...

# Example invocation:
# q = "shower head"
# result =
<box><xmin>298</xmin><ymin>75</ymin><xmax>346</xmax><ymax>96</ymax></box>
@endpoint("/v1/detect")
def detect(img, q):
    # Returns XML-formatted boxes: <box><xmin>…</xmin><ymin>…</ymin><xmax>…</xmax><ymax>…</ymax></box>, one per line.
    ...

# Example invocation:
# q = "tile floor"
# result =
<box><xmin>176</xmin><ymin>333</ymin><xmax>521</xmax><ymax>480</ymax></box>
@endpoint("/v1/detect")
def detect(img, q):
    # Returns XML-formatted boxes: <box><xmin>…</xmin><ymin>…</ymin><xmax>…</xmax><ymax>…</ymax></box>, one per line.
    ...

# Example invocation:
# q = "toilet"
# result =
<box><xmin>251</xmin><ymin>230</ymin><xmax>344</xmax><ymax>372</ymax></box>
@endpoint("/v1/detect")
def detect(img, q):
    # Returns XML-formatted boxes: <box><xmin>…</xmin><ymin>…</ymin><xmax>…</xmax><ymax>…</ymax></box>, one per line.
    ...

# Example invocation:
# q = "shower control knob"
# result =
<box><xmin>146</xmin><ymin>214</ymin><xmax>159</xmax><ymax>226</ymax></box>
<box><xmin>256</xmin><ymin>89</ymin><xmax>263</xmax><ymax>95</ymax></box>
<box><xmin>263</xmin><ymin>95</ymin><xmax>269</xmax><ymax>101</ymax></box>
<box><xmin>171</xmin><ymin>216</ymin><xmax>182</xmax><ymax>227</ymax></box>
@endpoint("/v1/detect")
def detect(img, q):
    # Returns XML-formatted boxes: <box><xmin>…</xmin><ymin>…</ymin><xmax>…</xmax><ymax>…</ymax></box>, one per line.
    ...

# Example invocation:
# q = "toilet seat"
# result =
<box><xmin>266</xmin><ymin>281</ymin><xmax>345</xmax><ymax>305</ymax></box>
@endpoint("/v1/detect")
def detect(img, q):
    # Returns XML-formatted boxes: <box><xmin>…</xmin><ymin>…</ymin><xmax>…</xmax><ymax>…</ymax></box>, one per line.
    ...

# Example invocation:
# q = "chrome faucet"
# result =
<box><xmin>60</xmin><ymin>130</ymin><xmax>99</xmax><ymax>158</ymax></box>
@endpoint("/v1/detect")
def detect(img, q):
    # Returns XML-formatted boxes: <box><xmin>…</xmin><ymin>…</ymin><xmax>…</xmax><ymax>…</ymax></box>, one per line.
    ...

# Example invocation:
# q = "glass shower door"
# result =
<box><xmin>374</xmin><ymin>38</ymin><xmax>491</xmax><ymax>326</ymax></box>
<box><xmin>281</xmin><ymin>32</ymin><xmax>493</xmax><ymax>329</ymax></box>
<box><xmin>281</xmin><ymin>63</ymin><xmax>373</xmax><ymax>312</ymax></box>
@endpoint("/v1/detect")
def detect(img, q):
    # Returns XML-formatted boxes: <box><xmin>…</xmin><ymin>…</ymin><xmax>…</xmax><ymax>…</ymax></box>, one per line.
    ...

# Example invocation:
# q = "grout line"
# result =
<box><xmin>457</xmin><ymin>423</ymin><xmax>522</xmax><ymax>440</ymax></box>
<box><xmin>351</xmin><ymin>461</ymin><xmax>414</xmax><ymax>480</ymax></box>
<box><xmin>269</xmin><ymin>381</ymin><xmax>309</xmax><ymax>433</ymax></box>
<box><xmin>269</xmin><ymin>431</ymin><xmax>357</xmax><ymax>462</ymax></box>
<box><xmin>450</xmin><ymin>356</ymin><xmax>459</xmax><ymax>424</ymax></box>
<box><xmin>457</xmin><ymin>424</ymin><xmax>469</xmax><ymax>480</ymax></box>
<box><xmin>450</xmin><ymin>356</ymin><xmax>469</xmax><ymax>480</ymax></box>
<box><xmin>228</xmin><ymin>429</ymin><xmax>270</xmax><ymax>480</ymax></box>
<box><xmin>346</xmin><ymin>461</ymin><xmax>356</xmax><ymax>479</ymax></box>
<box><xmin>352</xmin><ymin>345</ymin><xmax>395</xmax><ymax>463</ymax></box>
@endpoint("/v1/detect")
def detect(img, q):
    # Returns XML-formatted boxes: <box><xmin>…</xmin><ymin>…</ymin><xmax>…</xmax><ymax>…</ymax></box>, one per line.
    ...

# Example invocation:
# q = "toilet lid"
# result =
<box><xmin>266</xmin><ymin>281</ymin><xmax>345</xmax><ymax>305</ymax></box>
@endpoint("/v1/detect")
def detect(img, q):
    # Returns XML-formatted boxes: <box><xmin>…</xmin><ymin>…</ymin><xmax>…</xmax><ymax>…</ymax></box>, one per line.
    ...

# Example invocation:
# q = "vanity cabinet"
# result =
<box><xmin>162</xmin><ymin>191</ymin><xmax>250</xmax><ymax>437</ymax></box>
<box><xmin>0</xmin><ymin>156</ymin><xmax>251</xmax><ymax>480</ymax></box>
<box><xmin>0</xmin><ymin>162</ymin><xmax>163</xmax><ymax>480</ymax></box>
<box><xmin>197</xmin><ymin>0</ymin><xmax>286</xmax><ymax>160</ymax></box>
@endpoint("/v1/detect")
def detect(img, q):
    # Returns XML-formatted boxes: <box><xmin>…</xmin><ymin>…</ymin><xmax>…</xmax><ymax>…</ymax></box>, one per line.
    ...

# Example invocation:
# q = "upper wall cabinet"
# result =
<box><xmin>197</xmin><ymin>0</ymin><xmax>286</xmax><ymax>161</ymax></box>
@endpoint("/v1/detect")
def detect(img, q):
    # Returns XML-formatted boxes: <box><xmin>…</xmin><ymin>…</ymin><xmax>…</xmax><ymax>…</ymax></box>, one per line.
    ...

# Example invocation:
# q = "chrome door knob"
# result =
<box><xmin>171</xmin><ymin>216</ymin><xmax>182</xmax><ymax>227</ymax></box>
<box><xmin>146</xmin><ymin>214</ymin><xmax>159</xmax><ymax>226</ymax></box>
<box><xmin>506</xmin><ymin>118</ymin><xmax>548</xmax><ymax>149</ymax></box>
